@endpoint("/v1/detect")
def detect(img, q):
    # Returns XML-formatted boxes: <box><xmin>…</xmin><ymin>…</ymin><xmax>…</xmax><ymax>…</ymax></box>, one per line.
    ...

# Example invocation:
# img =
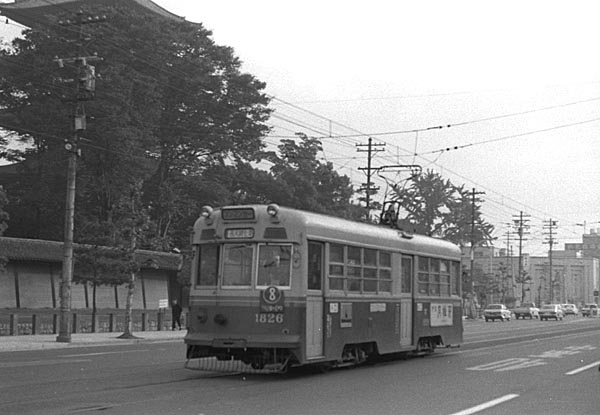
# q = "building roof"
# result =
<box><xmin>0</xmin><ymin>236</ymin><xmax>182</xmax><ymax>271</ymax></box>
<box><xmin>0</xmin><ymin>0</ymin><xmax>190</xmax><ymax>28</ymax></box>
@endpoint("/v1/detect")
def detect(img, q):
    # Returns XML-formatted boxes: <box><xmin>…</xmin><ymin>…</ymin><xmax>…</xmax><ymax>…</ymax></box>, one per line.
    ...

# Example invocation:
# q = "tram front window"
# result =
<box><xmin>257</xmin><ymin>244</ymin><xmax>292</xmax><ymax>287</ymax></box>
<box><xmin>197</xmin><ymin>244</ymin><xmax>219</xmax><ymax>286</ymax></box>
<box><xmin>222</xmin><ymin>244</ymin><xmax>253</xmax><ymax>287</ymax></box>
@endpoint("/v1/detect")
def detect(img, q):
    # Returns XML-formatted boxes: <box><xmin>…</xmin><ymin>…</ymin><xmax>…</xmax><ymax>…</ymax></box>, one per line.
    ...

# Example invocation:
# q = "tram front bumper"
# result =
<box><xmin>185</xmin><ymin>333</ymin><xmax>301</xmax><ymax>349</ymax></box>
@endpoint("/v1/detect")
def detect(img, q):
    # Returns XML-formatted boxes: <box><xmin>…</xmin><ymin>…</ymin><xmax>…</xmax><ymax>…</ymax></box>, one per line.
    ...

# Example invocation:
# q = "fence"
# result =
<box><xmin>0</xmin><ymin>309</ymin><xmax>186</xmax><ymax>336</ymax></box>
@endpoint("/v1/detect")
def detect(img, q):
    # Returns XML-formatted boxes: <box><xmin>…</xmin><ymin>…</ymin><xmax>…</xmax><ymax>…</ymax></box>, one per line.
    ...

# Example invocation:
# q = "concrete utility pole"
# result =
<box><xmin>543</xmin><ymin>219</ymin><xmax>558</xmax><ymax>303</ymax></box>
<box><xmin>357</xmin><ymin>137</ymin><xmax>384</xmax><ymax>218</ymax></box>
<box><xmin>55</xmin><ymin>11</ymin><xmax>104</xmax><ymax>343</ymax></box>
<box><xmin>512</xmin><ymin>211</ymin><xmax>530</xmax><ymax>303</ymax></box>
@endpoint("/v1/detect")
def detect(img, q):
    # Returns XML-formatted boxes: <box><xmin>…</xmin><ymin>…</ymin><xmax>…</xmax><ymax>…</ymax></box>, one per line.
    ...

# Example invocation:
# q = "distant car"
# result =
<box><xmin>539</xmin><ymin>304</ymin><xmax>564</xmax><ymax>321</ymax></box>
<box><xmin>483</xmin><ymin>304</ymin><xmax>512</xmax><ymax>322</ymax></box>
<box><xmin>513</xmin><ymin>302</ymin><xmax>539</xmax><ymax>319</ymax></box>
<box><xmin>581</xmin><ymin>303</ymin><xmax>598</xmax><ymax>317</ymax></box>
<box><xmin>561</xmin><ymin>304</ymin><xmax>578</xmax><ymax>315</ymax></box>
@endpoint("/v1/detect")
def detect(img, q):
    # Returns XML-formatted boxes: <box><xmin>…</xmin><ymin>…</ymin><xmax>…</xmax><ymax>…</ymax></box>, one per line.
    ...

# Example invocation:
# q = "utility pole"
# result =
<box><xmin>55</xmin><ymin>11</ymin><xmax>104</xmax><ymax>343</ymax></box>
<box><xmin>512</xmin><ymin>211</ymin><xmax>530</xmax><ymax>303</ymax></box>
<box><xmin>357</xmin><ymin>137</ymin><xmax>384</xmax><ymax>219</ymax></box>
<box><xmin>543</xmin><ymin>219</ymin><xmax>558</xmax><ymax>303</ymax></box>
<box><xmin>468</xmin><ymin>188</ymin><xmax>485</xmax><ymax>295</ymax></box>
<box><xmin>504</xmin><ymin>225</ymin><xmax>515</xmax><ymax>300</ymax></box>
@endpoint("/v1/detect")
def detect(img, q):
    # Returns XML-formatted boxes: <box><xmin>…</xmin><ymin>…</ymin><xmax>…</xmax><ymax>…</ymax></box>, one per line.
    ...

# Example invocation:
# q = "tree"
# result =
<box><xmin>265</xmin><ymin>133</ymin><xmax>356</xmax><ymax>217</ymax></box>
<box><xmin>389</xmin><ymin>169</ymin><xmax>494</xmax><ymax>246</ymax></box>
<box><xmin>73</xmin><ymin>243</ymin><xmax>133</xmax><ymax>332</ymax></box>
<box><xmin>0</xmin><ymin>3</ymin><xmax>272</xmax><ymax>251</ymax></box>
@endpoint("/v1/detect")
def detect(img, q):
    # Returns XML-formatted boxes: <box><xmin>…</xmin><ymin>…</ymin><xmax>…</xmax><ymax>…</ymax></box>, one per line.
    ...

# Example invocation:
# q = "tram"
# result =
<box><xmin>184</xmin><ymin>204</ymin><xmax>463</xmax><ymax>373</ymax></box>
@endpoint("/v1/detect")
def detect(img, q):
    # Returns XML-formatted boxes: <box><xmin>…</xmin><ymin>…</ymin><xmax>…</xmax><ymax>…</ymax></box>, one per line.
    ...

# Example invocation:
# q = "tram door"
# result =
<box><xmin>306</xmin><ymin>241</ymin><xmax>324</xmax><ymax>358</ymax></box>
<box><xmin>400</xmin><ymin>256</ymin><xmax>413</xmax><ymax>346</ymax></box>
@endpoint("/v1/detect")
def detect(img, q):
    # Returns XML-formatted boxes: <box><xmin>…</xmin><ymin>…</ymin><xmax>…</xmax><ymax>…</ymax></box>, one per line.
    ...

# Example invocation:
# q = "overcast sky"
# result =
<box><xmin>156</xmin><ymin>0</ymin><xmax>600</xmax><ymax>255</ymax></box>
<box><xmin>3</xmin><ymin>1</ymin><xmax>600</xmax><ymax>255</ymax></box>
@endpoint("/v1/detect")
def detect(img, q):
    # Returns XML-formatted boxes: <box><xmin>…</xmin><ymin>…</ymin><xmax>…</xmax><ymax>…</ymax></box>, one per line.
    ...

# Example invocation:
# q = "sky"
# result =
<box><xmin>2</xmin><ymin>0</ymin><xmax>600</xmax><ymax>255</ymax></box>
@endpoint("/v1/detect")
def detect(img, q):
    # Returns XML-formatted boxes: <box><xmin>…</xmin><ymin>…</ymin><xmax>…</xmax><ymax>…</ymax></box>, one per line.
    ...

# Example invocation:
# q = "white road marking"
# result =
<box><xmin>448</xmin><ymin>394</ymin><xmax>519</xmax><ymax>415</ymax></box>
<box><xmin>61</xmin><ymin>349</ymin><xmax>149</xmax><ymax>357</ymax></box>
<box><xmin>565</xmin><ymin>361</ymin><xmax>600</xmax><ymax>376</ymax></box>
<box><xmin>0</xmin><ymin>359</ymin><xmax>91</xmax><ymax>368</ymax></box>
<box><xmin>466</xmin><ymin>358</ymin><xmax>546</xmax><ymax>372</ymax></box>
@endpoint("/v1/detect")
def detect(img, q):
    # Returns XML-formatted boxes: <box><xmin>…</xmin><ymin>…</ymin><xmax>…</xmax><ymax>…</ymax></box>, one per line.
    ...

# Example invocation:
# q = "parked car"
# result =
<box><xmin>581</xmin><ymin>303</ymin><xmax>598</xmax><ymax>317</ymax></box>
<box><xmin>561</xmin><ymin>304</ymin><xmax>578</xmax><ymax>315</ymax></box>
<box><xmin>483</xmin><ymin>304</ymin><xmax>512</xmax><ymax>322</ymax></box>
<box><xmin>513</xmin><ymin>302</ymin><xmax>539</xmax><ymax>319</ymax></box>
<box><xmin>539</xmin><ymin>304</ymin><xmax>564</xmax><ymax>321</ymax></box>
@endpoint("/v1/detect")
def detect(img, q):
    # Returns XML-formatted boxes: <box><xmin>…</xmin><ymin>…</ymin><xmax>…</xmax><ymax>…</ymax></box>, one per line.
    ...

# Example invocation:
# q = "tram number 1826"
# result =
<box><xmin>257</xmin><ymin>286</ymin><xmax>285</xmax><ymax>323</ymax></box>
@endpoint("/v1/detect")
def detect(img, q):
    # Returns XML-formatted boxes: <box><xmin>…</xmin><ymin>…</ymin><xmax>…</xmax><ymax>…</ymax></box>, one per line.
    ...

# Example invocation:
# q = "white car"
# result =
<box><xmin>539</xmin><ymin>304</ymin><xmax>564</xmax><ymax>321</ymax></box>
<box><xmin>483</xmin><ymin>304</ymin><xmax>512</xmax><ymax>322</ymax></box>
<box><xmin>561</xmin><ymin>304</ymin><xmax>578</xmax><ymax>315</ymax></box>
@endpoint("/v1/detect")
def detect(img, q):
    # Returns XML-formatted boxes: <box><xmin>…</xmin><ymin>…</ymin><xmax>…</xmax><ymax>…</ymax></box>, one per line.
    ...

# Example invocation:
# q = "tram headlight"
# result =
<box><xmin>200</xmin><ymin>205</ymin><xmax>213</xmax><ymax>219</ymax></box>
<box><xmin>214</xmin><ymin>313</ymin><xmax>228</xmax><ymax>326</ymax></box>
<box><xmin>267</xmin><ymin>203</ymin><xmax>280</xmax><ymax>222</ymax></box>
<box><xmin>200</xmin><ymin>206</ymin><xmax>215</xmax><ymax>225</ymax></box>
<box><xmin>197</xmin><ymin>308</ymin><xmax>208</xmax><ymax>324</ymax></box>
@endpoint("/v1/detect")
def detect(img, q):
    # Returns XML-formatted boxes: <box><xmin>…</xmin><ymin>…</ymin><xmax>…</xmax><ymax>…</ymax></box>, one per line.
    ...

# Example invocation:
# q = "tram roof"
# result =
<box><xmin>204</xmin><ymin>205</ymin><xmax>461</xmax><ymax>259</ymax></box>
<box><xmin>298</xmin><ymin>208</ymin><xmax>460</xmax><ymax>258</ymax></box>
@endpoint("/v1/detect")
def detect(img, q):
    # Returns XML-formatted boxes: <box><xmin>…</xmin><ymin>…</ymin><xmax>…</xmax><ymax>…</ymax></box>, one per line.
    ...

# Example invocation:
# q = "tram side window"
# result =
<box><xmin>451</xmin><ymin>261</ymin><xmax>461</xmax><ymax>295</ymax></box>
<box><xmin>429</xmin><ymin>259</ymin><xmax>440</xmax><ymax>295</ymax></box>
<box><xmin>197</xmin><ymin>244</ymin><xmax>219</xmax><ymax>286</ymax></box>
<box><xmin>222</xmin><ymin>244</ymin><xmax>253</xmax><ymax>287</ymax></box>
<box><xmin>417</xmin><ymin>257</ymin><xmax>429</xmax><ymax>294</ymax></box>
<box><xmin>329</xmin><ymin>243</ymin><xmax>345</xmax><ymax>291</ymax></box>
<box><xmin>257</xmin><ymin>244</ymin><xmax>292</xmax><ymax>287</ymax></box>
<box><xmin>439</xmin><ymin>260</ymin><xmax>450</xmax><ymax>296</ymax></box>
<box><xmin>378</xmin><ymin>251</ymin><xmax>392</xmax><ymax>293</ymax></box>
<box><xmin>417</xmin><ymin>256</ymin><xmax>457</xmax><ymax>297</ymax></box>
<box><xmin>308</xmin><ymin>242</ymin><xmax>323</xmax><ymax>290</ymax></box>
<box><xmin>363</xmin><ymin>249</ymin><xmax>377</xmax><ymax>293</ymax></box>
<box><xmin>401</xmin><ymin>256</ymin><xmax>412</xmax><ymax>293</ymax></box>
<box><xmin>327</xmin><ymin>244</ymin><xmax>392</xmax><ymax>294</ymax></box>
<box><xmin>347</xmin><ymin>246</ymin><xmax>362</xmax><ymax>292</ymax></box>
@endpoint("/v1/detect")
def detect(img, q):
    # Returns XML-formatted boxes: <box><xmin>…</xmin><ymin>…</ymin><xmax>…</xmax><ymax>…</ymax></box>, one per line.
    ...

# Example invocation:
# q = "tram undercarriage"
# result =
<box><xmin>185</xmin><ymin>336</ymin><xmax>449</xmax><ymax>374</ymax></box>
<box><xmin>185</xmin><ymin>345</ymin><xmax>299</xmax><ymax>373</ymax></box>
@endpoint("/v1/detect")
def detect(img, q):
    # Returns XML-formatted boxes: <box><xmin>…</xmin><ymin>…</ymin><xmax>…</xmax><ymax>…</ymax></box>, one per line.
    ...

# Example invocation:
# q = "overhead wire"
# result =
<box><xmin>1</xmin><ymin>3</ymin><xmax>595</xmax><ymax>248</ymax></box>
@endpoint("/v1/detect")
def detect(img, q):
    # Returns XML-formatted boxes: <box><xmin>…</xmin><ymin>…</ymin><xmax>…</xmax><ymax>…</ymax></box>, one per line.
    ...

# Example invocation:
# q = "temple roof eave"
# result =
<box><xmin>0</xmin><ymin>0</ymin><xmax>194</xmax><ymax>29</ymax></box>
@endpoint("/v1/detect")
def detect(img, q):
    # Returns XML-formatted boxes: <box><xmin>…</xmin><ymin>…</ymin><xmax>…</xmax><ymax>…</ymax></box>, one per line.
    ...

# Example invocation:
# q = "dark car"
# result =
<box><xmin>581</xmin><ymin>303</ymin><xmax>598</xmax><ymax>317</ymax></box>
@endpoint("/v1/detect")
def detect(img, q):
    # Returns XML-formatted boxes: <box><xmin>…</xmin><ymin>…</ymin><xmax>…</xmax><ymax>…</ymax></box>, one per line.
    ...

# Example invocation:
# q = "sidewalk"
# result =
<box><xmin>0</xmin><ymin>329</ymin><xmax>186</xmax><ymax>352</ymax></box>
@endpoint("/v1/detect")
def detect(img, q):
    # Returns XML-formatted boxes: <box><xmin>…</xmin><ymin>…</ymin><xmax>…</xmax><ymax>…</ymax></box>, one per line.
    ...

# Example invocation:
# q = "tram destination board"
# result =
<box><xmin>222</xmin><ymin>208</ymin><xmax>255</xmax><ymax>220</ymax></box>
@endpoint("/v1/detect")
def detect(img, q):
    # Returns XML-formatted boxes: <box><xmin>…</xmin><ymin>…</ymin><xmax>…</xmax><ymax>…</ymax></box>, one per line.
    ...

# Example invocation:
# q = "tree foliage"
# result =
<box><xmin>0</xmin><ymin>4</ymin><xmax>272</xmax><ymax>249</ymax></box>
<box><xmin>264</xmin><ymin>133</ymin><xmax>357</xmax><ymax>217</ymax></box>
<box><xmin>389</xmin><ymin>169</ymin><xmax>494</xmax><ymax>246</ymax></box>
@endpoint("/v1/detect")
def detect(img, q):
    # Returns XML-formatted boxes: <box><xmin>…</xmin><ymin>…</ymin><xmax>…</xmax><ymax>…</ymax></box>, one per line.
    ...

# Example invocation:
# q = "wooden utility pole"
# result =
<box><xmin>55</xmin><ymin>11</ymin><xmax>104</xmax><ymax>343</ymax></box>
<box><xmin>468</xmin><ymin>188</ymin><xmax>485</xmax><ymax>294</ymax></box>
<box><xmin>512</xmin><ymin>211</ymin><xmax>530</xmax><ymax>303</ymax></box>
<box><xmin>357</xmin><ymin>137</ymin><xmax>384</xmax><ymax>219</ymax></box>
<box><xmin>543</xmin><ymin>219</ymin><xmax>558</xmax><ymax>303</ymax></box>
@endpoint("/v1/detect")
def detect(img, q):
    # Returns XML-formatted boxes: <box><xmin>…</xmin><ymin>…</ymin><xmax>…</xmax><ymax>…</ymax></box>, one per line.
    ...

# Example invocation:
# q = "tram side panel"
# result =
<box><xmin>412</xmin><ymin>299</ymin><xmax>463</xmax><ymax>347</ymax></box>
<box><xmin>322</xmin><ymin>299</ymin><xmax>410</xmax><ymax>359</ymax></box>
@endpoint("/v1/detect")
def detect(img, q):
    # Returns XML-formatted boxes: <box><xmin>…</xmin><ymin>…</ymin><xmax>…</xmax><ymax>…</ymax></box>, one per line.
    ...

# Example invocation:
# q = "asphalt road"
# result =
<box><xmin>0</xmin><ymin>317</ymin><xmax>598</xmax><ymax>415</ymax></box>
